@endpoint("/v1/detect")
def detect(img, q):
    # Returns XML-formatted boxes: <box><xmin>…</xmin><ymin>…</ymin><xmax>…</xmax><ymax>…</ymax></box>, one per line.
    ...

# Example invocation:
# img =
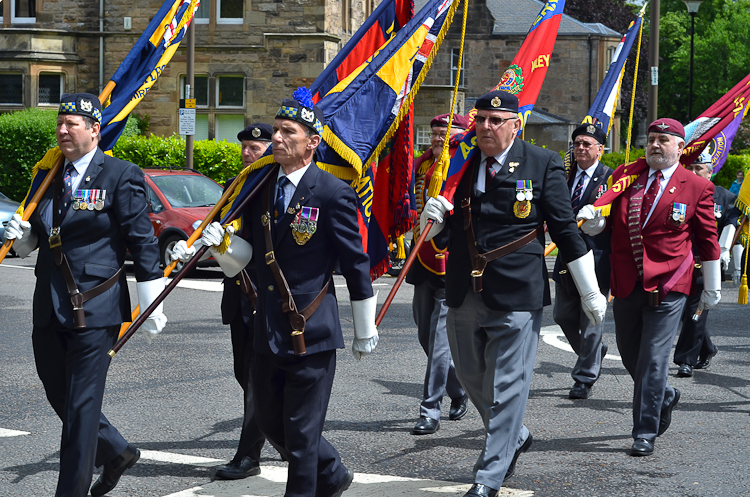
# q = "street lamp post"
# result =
<box><xmin>683</xmin><ymin>0</ymin><xmax>704</xmax><ymax>120</ymax></box>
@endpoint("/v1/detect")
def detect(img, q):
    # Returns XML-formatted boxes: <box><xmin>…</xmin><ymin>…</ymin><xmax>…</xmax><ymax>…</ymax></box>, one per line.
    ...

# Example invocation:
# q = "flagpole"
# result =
<box><xmin>0</xmin><ymin>83</ymin><xmax>117</xmax><ymax>265</ymax></box>
<box><xmin>624</xmin><ymin>11</ymin><xmax>645</xmax><ymax>163</ymax></box>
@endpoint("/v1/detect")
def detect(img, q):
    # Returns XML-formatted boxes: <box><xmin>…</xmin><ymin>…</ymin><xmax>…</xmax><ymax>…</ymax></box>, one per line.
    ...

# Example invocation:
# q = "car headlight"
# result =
<box><xmin>192</xmin><ymin>220</ymin><xmax>202</xmax><ymax>231</ymax></box>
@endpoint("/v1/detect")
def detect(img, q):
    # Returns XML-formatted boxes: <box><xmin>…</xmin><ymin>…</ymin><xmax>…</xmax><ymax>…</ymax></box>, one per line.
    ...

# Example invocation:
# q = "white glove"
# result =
<box><xmin>5</xmin><ymin>213</ymin><xmax>38</xmax><ymax>258</ymax></box>
<box><xmin>718</xmin><ymin>225</ymin><xmax>736</xmax><ymax>272</ymax></box>
<box><xmin>566</xmin><ymin>250</ymin><xmax>607</xmax><ymax>326</ymax></box>
<box><xmin>732</xmin><ymin>244</ymin><xmax>744</xmax><ymax>285</ymax></box>
<box><xmin>201</xmin><ymin>221</ymin><xmax>229</xmax><ymax>247</ymax></box>
<box><xmin>351</xmin><ymin>293</ymin><xmax>378</xmax><ymax>360</ymax></box>
<box><xmin>171</xmin><ymin>239</ymin><xmax>195</xmax><ymax>263</ymax></box>
<box><xmin>576</xmin><ymin>205</ymin><xmax>606</xmax><ymax>236</ymax></box>
<box><xmin>699</xmin><ymin>259</ymin><xmax>722</xmax><ymax>310</ymax></box>
<box><xmin>420</xmin><ymin>195</ymin><xmax>453</xmax><ymax>241</ymax></box>
<box><xmin>137</xmin><ymin>277</ymin><xmax>168</xmax><ymax>343</ymax></box>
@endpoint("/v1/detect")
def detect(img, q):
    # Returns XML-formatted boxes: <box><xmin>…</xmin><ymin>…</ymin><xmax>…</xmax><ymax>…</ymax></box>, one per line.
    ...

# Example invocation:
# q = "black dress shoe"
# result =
<box><xmin>658</xmin><ymin>388</ymin><xmax>680</xmax><ymax>436</ymax></box>
<box><xmin>676</xmin><ymin>363</ymin><xmax>693</xmax><ymax>377</ymax></box>
<box><xmin>90</xmin><ymin>444</ymin><xmax>140</xmax><ymax>497</ymax></box>
<box><xmin>317</xmin><ymin>468</ymin><xmax>354</xmax><ymax>497</ymax></box>
<box><xmin>214</xmin><ymin>456</ymin><xmax>261</xmax><ymax>480</ymax></box>
<box><xmin>412</xmin><ymin>416</ymin><xmax>439</xmax><ymax>435</ymax></box>
<box><xmin>504</xmin><ymin>433</ymin><xmax>533</xmax><ymax>481</ymax></box>
<box><xmin>569</xmin><ymin>381</ymin><xmax>592</xmax><ymax>400</ymax></box>
<box><xmin>695</xmin><ymin>348</ymin><xmax>718</xmax><ymax>369</ymax></box>
<box><xmin>630</xmin><ymin>438</ymin><xmax>654</xmax><ymax>456</ymax></box>
<box><xmin>464</xmin><ymin>483</ymin><xmax>498</xmax><ymax>497</ymax></box>
<box><xmin>449</xmin><ymin>394</ymin><xmax>469</xmax><ymax>420</ymax></box>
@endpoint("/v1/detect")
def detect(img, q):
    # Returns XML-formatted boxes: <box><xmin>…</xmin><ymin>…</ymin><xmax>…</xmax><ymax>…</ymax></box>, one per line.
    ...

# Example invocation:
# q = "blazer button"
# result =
<box><xmin>236</xmin><ymin>280</ymin><xmax>241</xmax><ymax>285</ymax></box>
<box><xmin>268</xmin><ymin>285</ymin><xmax>274</xmax><ymax>291</ymax></box>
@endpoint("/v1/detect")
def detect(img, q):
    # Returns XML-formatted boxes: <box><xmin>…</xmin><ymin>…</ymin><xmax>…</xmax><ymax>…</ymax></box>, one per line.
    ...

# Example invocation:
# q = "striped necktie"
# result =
<box><xmin>56</xmin><ymin>162</ymin><xmax>76</xmax><ymax>223</ymax></box>
<box><xmin>486</xmin><ymin>156</ymin><xmax>498</xmax><ymax>181</ymax></box>
<box><xmin>640</xmin><ymin>171</ymin><xmax>663</xmax><ymax>226</ymax></box>
<box><xmin>274</xmin><ymin>176</ymin><xmax>289</xmax><ymax>225</ymax></box>
<box><xmin>570</xmin><ymin>173</ymin><xmax>586</xmax><ymax>210</ymax></box>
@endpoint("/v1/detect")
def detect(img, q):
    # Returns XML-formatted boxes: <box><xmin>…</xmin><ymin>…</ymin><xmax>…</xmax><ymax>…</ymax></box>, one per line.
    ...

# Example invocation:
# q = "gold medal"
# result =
<box><xmin>513</xmin><ymin>200</ymin><xmax>531</xmax><ymax>218</ymax></box>
<box><xmin>261</xmin><ymin>212</ymin><xmax>270</xmax><ymax>226</ymax></box>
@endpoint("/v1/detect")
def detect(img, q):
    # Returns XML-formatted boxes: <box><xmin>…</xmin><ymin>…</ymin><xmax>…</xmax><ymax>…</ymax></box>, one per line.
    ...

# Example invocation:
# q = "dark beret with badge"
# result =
<box><xmin>475</xmin><ymin>89</ymin><xmax>519</xmax><ymax>114</ymax></box>
<box><xmin>647</xmin><ymin>118</ymin><xmax>685</xmax><ymax>140</ymax></box>
<box><xmin>58</xmin><ymin>93</ymin><xmax>102</xmax><ymax>123</ymax></box>
<box><xmin>237</xmin><ymin>122</ymin><xmax>273</xmax><ymax>142</ymax></box>
<box><xmin>276</xmin><ymin>87</ymin><xmax>324</xmax><ymax>135</ymax></box>
<box><xmin>572</xmin><ymin>123</ymin><xmax>606</xmax><ymax>145</ymax></box>
<box><xmin>431</xmin><ymin>113</ymin><xmax>470</xmax><ymax>130</ymax></box>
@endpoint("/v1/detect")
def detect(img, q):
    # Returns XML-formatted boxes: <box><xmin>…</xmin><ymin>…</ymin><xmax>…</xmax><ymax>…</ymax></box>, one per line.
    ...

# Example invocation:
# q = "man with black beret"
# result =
<box><xmin>421</xmin><ymin>90</ymin><xmax>607</xmax><ymax>496</ymax></box>
<box><xmin>6</xmin><ymin>93</ymin><xmax>167</xmax><ymax>496</ymax></box>
<box><xmin>174</xmin><ymin>89</ymin><xmax>376</xmax><ymax>496</ymax></box>
<box><xmin>578</xmin><ymin>118</ymin><xmax>721</xmax><ymax>456</ymax></box>
<box><xmin>238</xmin><ymin>122</ymin><xmax>273</xmax><ymax>168</ymax></box>
<box><xmin>552</xmin><ymin>123</ymin><xmax>613</xmax><ymax>400</ymax></box>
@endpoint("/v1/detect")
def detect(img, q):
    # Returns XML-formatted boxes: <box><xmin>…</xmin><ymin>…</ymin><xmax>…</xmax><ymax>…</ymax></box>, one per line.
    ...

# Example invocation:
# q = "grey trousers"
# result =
<box><xmin>447</xmin><ymin>292</ymin><xmax>538</xmax><ymax>490</ymax></box>
<box><xmin>553</xmin><ymin>281</ymin><xmax>606</xmax><ymax>385</ymax></box>
<box><xmin>413</xmin><ymin>282</ymin><xmax>465</xmax><ymax>420</ymax></box>
<box><xmin>613</xmin><ymin>287</ymin><xmax>686</xmax><ymax>441</ymax></box>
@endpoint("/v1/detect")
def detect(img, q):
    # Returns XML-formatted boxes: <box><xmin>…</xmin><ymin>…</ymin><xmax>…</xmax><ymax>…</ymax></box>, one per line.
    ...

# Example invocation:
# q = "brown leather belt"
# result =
<box><xmin>262</xmin><ymin>175</ymin><xmax>329</xmax><ymax>355</ymax></box>
<box><xmin>238</xmin><ymin>269</ymin><xmax>258</xmax><ymax>310</ymax></box>
<box><xmin>51</xmin><ymin>170</ymin><xmax>123</xmax><ymax>328</ymax></box>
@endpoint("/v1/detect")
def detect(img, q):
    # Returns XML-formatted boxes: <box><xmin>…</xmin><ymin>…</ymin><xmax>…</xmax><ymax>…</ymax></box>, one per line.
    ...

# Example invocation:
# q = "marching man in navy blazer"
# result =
<box><xmin>174</xmin><ymin>88</ymin><xmax>377</xmax><ymax>497</ymax></box>
<box><xmin>6</xmin><ymin>93</ymin><xmax>167</xmax><ymax>497</ymax></box>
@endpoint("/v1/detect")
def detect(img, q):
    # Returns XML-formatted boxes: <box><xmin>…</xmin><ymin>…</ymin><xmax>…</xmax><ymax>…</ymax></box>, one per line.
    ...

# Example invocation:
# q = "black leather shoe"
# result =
<box><xmin>214</xmin><ymin>456</ymin><xmax>261</xmax><ymax>480</ymax></box>
<box><xmin>412</xmin><ymin>416</ymin><xmax>440</xmax><ymax>435</ymax></box>
<box><xmin>90</xmin><ymin>444</ymin><xmax>140</xmax><ymax>497</ymax></box>
<box><xmin>658</xmin><ymin>388</ymin><xmax>680</xmax><ymax>436</ymax></box>
<box><xmin>464</xmin><ymin>483</ymin><xmax>498</xmax><ymax>497</ymax></box>
<box><xmin>318</xmin><ymin>468</ymin><xmax>354</xmax><ymax>497</ymax></box>
<box><xmin>449</xmin><ymin>394</ymin><xmax>469</xmax><ymax>420</ymax></box>
<box><xmin>504</xmin><ymin>433</ymin><xmax>533</xmax><ymax>481</ymax></box>
<box><xmin>630</xmin><ymin>438</ymin><xmax>654</xmax><ymax>456</ymax></box>
<box><xmin>676</xmin><ymin>363</ymin><xmax>693</xmax><ymax>377</ymax></box>
<box><xmin>695</xmin><ymin>348</ymin><xmax>718</xmax><ymax>369</ymax></box>
<box><xmin>569</xmin><ymin>381</ymin><xmax>592</xmax><ymax>400</ymax></box>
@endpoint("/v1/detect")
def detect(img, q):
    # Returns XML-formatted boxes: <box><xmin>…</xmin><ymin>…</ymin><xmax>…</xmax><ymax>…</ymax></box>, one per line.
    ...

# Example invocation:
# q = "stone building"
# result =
<box><xmin>0</xmin><ymin>0</ymin><xmax>621</xmax><ymax>152</ymax></box>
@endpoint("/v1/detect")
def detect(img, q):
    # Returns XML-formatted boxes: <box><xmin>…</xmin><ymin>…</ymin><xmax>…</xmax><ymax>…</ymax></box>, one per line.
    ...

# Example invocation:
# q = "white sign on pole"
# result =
<box><xmin>179</xmin><ymin>108</ymin><xmax>196</xmax><ymax>136</ymax></box>
<box><xmin>650</xmin><ymin>67</ymin><xmax>659</xmax><ymax>86</ymax></box>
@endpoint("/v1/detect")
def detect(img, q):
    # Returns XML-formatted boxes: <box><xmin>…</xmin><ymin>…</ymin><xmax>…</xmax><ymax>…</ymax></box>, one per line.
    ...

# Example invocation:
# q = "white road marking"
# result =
<box><xmin>126</xmin><ymin>276</ymin><xmax>224</xmax><ymax>292</ymax></box>
<box><xmin>139</xmin><ymin>449</ymin><xmax>227</xmax><ymax>467</ymax></box>
<box><xmin>0</xmin><ymin>263</ymin><xmax>34</xmax><ymax>271</ymax></box>
<box><xmin>0</xmin><ymin>428</ymin><xmax>30</xmax><ymax>437</ymax></box>
<box><xmin>541</xmin><ymin>325</ymin><xmax>621</xmax><ymax>361</ymax></box>
<box><xmin>162</xmin><ymin>465</ymin><xmax>534</xmax><ymax>496</ymax></box>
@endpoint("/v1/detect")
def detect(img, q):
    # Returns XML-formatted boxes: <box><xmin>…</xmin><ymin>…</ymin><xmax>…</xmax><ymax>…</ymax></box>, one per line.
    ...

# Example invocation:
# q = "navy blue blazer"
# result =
<box><xmin>552</xmin><ymin>161</ymin><xmax>614</xmax><ymax>293</ymax></box>
<box><xmin>29</xmin><ymin>148</ymin><xmax>161</xmax><ymax>329</ymax></box>
<box><xmin>244</xmin><ymin>163</ymin><xmax>373</xmax><ymax>357</ymax></box>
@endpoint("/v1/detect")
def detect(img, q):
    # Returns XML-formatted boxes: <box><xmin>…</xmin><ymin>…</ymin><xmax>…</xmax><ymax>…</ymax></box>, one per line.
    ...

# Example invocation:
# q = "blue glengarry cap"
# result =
<box><xmin>58</xmin><ymin>93</ymin><xmax>102</xmax><ymax>123</ymax></box>
<box><xmin>276</xmin><ymin>87</ymin><xmax>324</xmax><ymax>135</ymax></box>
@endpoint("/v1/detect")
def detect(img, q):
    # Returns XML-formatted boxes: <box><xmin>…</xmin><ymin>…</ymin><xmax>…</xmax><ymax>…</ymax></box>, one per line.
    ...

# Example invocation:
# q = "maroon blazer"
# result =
<box><xmin>608</xmin><ymin>164</ymin><xmax>720</xmax><ymax>298</ymax></box>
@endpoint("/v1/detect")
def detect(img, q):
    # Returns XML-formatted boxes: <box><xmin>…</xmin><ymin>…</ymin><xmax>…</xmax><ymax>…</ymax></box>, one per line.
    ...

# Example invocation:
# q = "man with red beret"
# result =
<box><xmin>407</xmin><ymin>113</ymin><xmax>470</xmax><ymax>435</ymax></box>
<box><xmin>577</xmin><ymin>118</ymin><xmax>721</xmax><ymax>456</ymax></box>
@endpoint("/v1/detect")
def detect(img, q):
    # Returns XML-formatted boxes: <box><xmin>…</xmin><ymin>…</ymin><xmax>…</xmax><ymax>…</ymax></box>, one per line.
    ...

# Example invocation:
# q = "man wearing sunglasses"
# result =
<box><xmin>420</xmin><ymin>90</ymin><xmax>606</xmax><ymax>496</ymax></box>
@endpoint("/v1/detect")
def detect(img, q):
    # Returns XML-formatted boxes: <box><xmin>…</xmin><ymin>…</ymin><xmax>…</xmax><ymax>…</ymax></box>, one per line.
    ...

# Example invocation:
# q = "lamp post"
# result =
<box><xmin>683</xmin><ymin>0</ymin><xmax>704</xmax><ymax>120</ymax></box>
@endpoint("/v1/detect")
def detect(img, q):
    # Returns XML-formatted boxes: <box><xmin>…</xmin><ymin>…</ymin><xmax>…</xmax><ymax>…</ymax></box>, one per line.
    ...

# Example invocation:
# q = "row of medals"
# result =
<box><xmin>72</xmin><ymin>195</ymin><xmax>104</xmax><ymax>211</ymax></box>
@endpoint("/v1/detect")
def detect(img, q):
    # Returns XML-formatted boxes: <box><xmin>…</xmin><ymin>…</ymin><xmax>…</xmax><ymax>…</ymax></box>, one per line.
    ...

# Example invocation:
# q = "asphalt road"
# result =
<box><xmin>2</xmin><ymin>252</ymin><xmax>750</xmax><ymax>497</ymax></box>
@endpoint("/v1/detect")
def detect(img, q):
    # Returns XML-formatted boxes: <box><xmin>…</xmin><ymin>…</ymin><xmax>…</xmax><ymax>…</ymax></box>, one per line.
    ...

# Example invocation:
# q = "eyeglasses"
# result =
<box><xmin>475</xmin><ymin>115</ymin><xmax>517</xmax><ymax>128</ymax></box>
<box><xmin>430</xmin><ymin>132</ymin><xmax>447</xmax><ymax>139</ymax></box>
<box><xmin>573</xmin><ymin>141</ymin><xmax>599</xmax><ymax>149</ymax></box>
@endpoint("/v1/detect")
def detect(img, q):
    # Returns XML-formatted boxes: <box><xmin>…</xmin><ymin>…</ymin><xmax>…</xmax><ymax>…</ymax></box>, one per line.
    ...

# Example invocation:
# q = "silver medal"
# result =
<box><xmin>516</xmin><ymin>192</ymin><xmax>525</xmax><ymax>202</ymax></box>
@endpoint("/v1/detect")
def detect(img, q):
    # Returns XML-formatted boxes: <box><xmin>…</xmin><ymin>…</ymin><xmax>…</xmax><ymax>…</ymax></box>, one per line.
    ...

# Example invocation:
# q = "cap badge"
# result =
<box><xmin>491</xmin><ymin>97</ymin><xmax>501</xmax><ymax>108</ymax></box>
<box><xmin>587</xmin><ymin>125</ymin><xmax>596</xmax><ymax>134</ymax></box>
<box><xmin>252</xmin><ymin>127</ymin><xmax>261</xmax><ymax>138</ymax></box>
<box><xmin>656</xmin><ymin>122</ymin><xmax>670</xmax><ymax>131</ymax></box>
<box><xmin>300</xmin><ymin>107</ymin><xmax>314</xmax><ymax>123</ymax></box>
<box><xmin>80</xmin><ymin>99</ymin><xmax>93</xmax><ymax>112</ymax></box>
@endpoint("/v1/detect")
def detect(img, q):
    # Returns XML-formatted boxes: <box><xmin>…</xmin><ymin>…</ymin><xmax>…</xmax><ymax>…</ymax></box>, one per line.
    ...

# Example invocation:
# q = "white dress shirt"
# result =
<box><xmin>476</xmin><ymin>141</ymin><xmax>515</xmax><ymax>194</ymax></box>
<box><xmin>643</xmin><ymin>161</ymin><xmax>680</xmax><ymax>227</ymax></box>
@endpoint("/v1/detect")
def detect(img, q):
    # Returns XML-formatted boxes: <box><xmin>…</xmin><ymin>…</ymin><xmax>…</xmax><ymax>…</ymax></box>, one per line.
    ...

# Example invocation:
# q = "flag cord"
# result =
<box><xmin>624</xmin><ymin>10</ymin><xmax>645</xmax><ymax>164</ymax></box>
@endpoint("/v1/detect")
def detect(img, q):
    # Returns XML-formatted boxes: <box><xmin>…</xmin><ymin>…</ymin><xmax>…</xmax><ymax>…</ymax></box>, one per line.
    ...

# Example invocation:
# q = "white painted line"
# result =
<box><xmin>0</xmin><ymin>428</ymin><xmax>30</xmax><ymax>437</ymax></box>
<box><xmin>335</xmin><ymin>283</ymin><xmax>389</xmax><ymax>288</ymax></box>
<box><xmin>127</xmin><ymin>276</ymin><xmax>224</xmax><ymax>292</ymax></box>
<box><xmin>139</xmin><ymin>449</ymin><xmax>227</xmax><ymax>467</ymax></box>
<box><xmin>0</xmin><ymin>263</ymin><xmax>34</xmax><ymax>271</ymax></box>
<box><xmin>541</xmin><ymin>325</ymin><xmax>621</xmax><ymax>361</ymax></box>
<box><xmin>162</xmin><ymin>465</ymin><xmax>534</xmax><ymax>496</ymax></box>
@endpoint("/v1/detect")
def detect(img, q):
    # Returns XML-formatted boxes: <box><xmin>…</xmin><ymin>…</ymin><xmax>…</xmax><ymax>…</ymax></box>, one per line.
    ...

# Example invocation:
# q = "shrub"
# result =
<box><xmin>600</xmin><ymin>148</ymin><xmax>646</xmax><ymax>169</ymax></box>
<box><xmin>192</xmin><ymin>139</ymin><xmax>243</xmax><ymax>186</ymax></box>
<box><xmin>713</xmin><ymin>155</ymin><xmax>750</xmax><ymax>190</ymax></box>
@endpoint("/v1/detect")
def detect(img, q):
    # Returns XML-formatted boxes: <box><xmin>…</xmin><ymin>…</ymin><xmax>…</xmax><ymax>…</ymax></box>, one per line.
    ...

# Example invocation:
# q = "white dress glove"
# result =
<box><xmin>201</xmin><ymin>221</ymin><xmax>229</xmax><ymax>247</ymax></box>
<box><xmin>170</xmin><ymin>238</ymin><xmax>207</xmax><ymax>263</ymax></box>
<box><xmin>699</xmin><ymin>259</ymin><xmax>722</xmax><ymax>311</ymax></box>
<box><xmin>732</xmin><ymin>244</ymin><xmax>744</xmax><ymax>286</ymax></box>
<box><xmin>419</xmin><ymin>195</ymin><xmax>453</xmax><ymax>242</ymax></box>
<box><xmin>137</xmin><ymin>277</ymin><xmax>168</xmax><ymax>343</ymax></box>
<box><xmin>5</xmin><ymin>213</ymin><xmax>38</xmax><ymax>258</ymax></box>
<box><xmin>351</xmin><ymin>293</ymin><xmax>379</xmax><ymax>360</ymax></box>
<box><xmin>718</xmin><ymin>225</ymin><xmax>736</xmax><ymax>272</ymax></box>
<box><xmin>566</xmin><ymin>250</ymin><xmax>607</xmax><ymax>326</ymax></box>
<box><xmin>576</xmin><ymin>205</ymin><xmax>606</xmax><ymax>236</ymax></box>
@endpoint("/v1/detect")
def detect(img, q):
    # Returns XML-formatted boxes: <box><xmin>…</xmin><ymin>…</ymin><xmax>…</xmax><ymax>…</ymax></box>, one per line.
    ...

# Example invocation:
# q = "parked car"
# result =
<box><xmin>0</xmin><ymin>191</ymin><xmax>21</xmax><ymax>257</ymax></box>
<box><xmin>142</xmin><ymin>168</ymin><xmax>224</xmax><ymax>273</ymax></box>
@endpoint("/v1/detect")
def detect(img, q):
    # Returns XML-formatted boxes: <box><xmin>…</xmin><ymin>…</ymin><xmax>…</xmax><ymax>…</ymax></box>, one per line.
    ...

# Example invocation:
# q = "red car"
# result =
<box><xmin>142</xmin><ymin>168</ymin><xmax>224</xmax><ymax>273</ymax></box>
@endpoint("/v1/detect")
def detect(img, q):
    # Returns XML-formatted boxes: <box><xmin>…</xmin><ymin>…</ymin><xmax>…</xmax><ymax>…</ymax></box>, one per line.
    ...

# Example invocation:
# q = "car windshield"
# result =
<box><xmin>151</xmin><ymin>174</ymin><xmax>223</xmax><ymax>208</ymax></box>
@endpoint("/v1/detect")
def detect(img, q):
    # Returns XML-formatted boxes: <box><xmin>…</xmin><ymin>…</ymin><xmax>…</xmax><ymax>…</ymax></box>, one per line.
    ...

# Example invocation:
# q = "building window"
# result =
<box><xmin>217</xmin><ymin>75</ymin><xmax>244</xmax><ymax>108</ymax></box>
<box><xmin>215</xmin><ymin>114</ymin><xmax>245</xmax><ymax>143</ymax></box>
<box><xmin>0</xmin><ymin>74</ymin><xmax>23</xmax><ymax>105</ymax></box>
<box><xmin>38</xmin><ymin>74</ymin><xmax>64</xmax><ymax>105</ymax></box>
<box><xmin>12</xmin><ymin>0</ymin><xmax>36</xmax><ymax>23</ymax></box>
<box><xmin>180</xmin><ymin>75</ymin><xmax>209</xmax><ymax>107</ymax></box>
<box><xmin>194</xmin><ymin>0</ymin><xmax>210</xmax><ymax>24</ymax></box>
<box><xmin>218</xmin><ymin>0</ymin><xmax>243</xmax><ymax>24</ymax></box>
<box><xmin>415</xmin><ymin>125</ymin><xmax>431</xmax><ymax>148</ymax></box>
<box><xmin>604</xmin><ymin>46</ymin><xmax>616</xmax><ymax>75</ymax></box>
<box><xmin>451</xmin><ymin>48</ymin><xmax>465</xmax><ymax>87</ymax></box>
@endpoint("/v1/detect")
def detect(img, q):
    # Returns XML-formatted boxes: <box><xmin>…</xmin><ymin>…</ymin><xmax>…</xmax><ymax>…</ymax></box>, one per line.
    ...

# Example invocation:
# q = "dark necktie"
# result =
<box><xmin>56</xmin><ymin>162</ymin><xmax>76</xmax><ymax>223</ymax></box>
<box><xmin>570</xmin><ymin>173</ymin><xmax>586</xmax><ymax>211</ymax></box>
<box><xmin>274</xmin><ymin>176</ymin><xmax>289</xmax><ymax>225</ymax></box>
<box><xmin>640</xmin><ymin>171</ymin><xmax>663</xmax><ymax>226</ymax></box>
<box><xmin>486</xmin><ymin>157</ymin><xmax>497</xmax><ymax>181</ymax></box>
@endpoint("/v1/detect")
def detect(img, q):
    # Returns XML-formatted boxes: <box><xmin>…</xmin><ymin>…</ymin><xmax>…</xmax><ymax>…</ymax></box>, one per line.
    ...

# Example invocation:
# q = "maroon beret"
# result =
<box><xmin>431</xmin><ymin>113</ymin><xmax>469</xmax><ymax>130</ymax></box>
<box><xmin>648</xmin><ymin>118</ymin><xmax>685</xmax><ymax>140</ymax></box>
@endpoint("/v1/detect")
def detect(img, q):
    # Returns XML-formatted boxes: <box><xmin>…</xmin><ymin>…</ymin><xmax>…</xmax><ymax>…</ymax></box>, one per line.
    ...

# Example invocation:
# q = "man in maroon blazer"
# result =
<box><xmin>577</xmin><ymin>118</ymin><xmax>721</xmax><ymax>457</ymax></box>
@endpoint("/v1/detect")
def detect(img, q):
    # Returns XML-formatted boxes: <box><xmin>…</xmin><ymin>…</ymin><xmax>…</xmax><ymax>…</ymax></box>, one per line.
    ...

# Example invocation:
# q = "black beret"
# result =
<box><xmin>572</xmin><ymin>123</ymin><xmax>606</xmax><ymax>145</ymax></box>
<box><xmin>58</xmin><ymin>93</ymin><xmax>102</xmax><ymax>123</ymax></box>
<box><xmin>475</xmin><ymin>90</ymin><xmax>519</xmax><ymax>113</ymax></box>
<box><xmin>237</xmin><ymin>122</ymin><xmax>273</xmax><ymax>142</ymax></box>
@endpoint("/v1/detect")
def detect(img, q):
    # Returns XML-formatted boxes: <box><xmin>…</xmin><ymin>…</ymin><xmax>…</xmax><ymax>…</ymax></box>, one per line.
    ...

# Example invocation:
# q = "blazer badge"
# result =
<box><xmin>513</xmin><ymin>180</ymin><xmax>533</xmax><ymax>218</ymax></box>
<box><xmin>291</xmin><ymin>206</ymin><xmax>319</xmax><ymax>245</ymax></box>
<box><xmin>595</xmin><ymin>183</ymin><xmax>608</xmax><ymax>199</ymax></box>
